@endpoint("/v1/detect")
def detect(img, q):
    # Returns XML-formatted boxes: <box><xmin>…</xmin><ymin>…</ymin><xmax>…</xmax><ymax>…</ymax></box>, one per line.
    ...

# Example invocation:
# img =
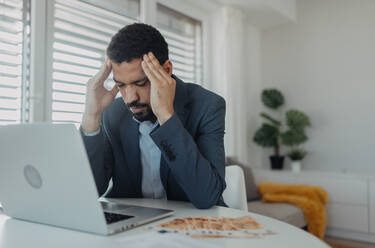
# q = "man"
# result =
<box><xmin>81</xmin><ymin>23</ymin><xmax>226</xmax><ymax>209</ymax></box>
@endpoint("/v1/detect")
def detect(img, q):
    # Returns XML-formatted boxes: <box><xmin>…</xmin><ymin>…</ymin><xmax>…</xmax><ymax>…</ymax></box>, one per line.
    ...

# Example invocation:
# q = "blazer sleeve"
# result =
<box><xmin>80</xmin><ymin>125</ymin><xmax>114</xmax><ymax>196</ymax></box>
<box><xmin>150</xmin><ymin>97</ymin><xmax>226</xmax><ymax>209</ymax></box>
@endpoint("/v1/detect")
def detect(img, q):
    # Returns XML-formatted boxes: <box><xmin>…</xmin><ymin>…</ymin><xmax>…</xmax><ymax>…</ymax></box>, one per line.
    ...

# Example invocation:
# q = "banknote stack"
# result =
<box><xmin>146</xmin><ymin>216</ymin><xmax>277</xmax><ymax>239</ymax></box>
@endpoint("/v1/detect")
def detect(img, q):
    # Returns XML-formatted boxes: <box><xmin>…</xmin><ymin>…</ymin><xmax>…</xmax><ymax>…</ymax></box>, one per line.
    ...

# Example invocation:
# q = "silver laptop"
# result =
<box><xmin>0</xmin><ymin>123</ymin><xmax>174</xmax><ymax>235</ymax></box>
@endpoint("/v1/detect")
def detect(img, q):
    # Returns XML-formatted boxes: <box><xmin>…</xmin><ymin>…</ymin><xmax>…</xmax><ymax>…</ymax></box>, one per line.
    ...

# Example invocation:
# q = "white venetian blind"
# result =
<box><xmin>0</xmin><ymin>0</ymin><xmax>30</xmax><ymax>125</ymax></box>
<box><xmin>156</xmin><ymin>4</ymin><xmax>202</xmax><ymax>84</ymax></box>
<box><xmin>51</xmin><ymin>0</ymin><xmax>139</xmax><ymax>125</ymax></box>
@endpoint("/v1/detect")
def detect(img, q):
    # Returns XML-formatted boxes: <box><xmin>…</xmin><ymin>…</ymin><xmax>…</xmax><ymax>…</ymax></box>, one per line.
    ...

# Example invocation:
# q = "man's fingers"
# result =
<box><xmin>143</xmin><ymin>52</ymin><xmax>174</xmax><ymax>89</ymax></box>
<box><xmin>110</xmin><ymin>83</ymin><xmax>119</xmax><ymax>97</ymax></box>
<box><xmin>100</xmin><ymin>59</ymin><xmax>112</xmax><ymax>81</ymax></box>
<box><xmin>147</xmin><ymin>52</ymin><xmax>173</xmax><ymax>84</ymax></box>
<box><xmin>147</xmin><ymin>52</ymin><xmax>161</xmax><ymax>68</ymax></box>
<box><xmin>141</xmin><ymin>60</ymin><xmax>160</xmax><ymax>85</ymax></box>
<box><xmin>90</xmin><ymin>59</ymin><xmax>112</xmax><ymax>86</ymax></box>
<box><xmin>143</xmin><ymin>54</ymin><xmax>165</xmax><ymax>81</ymax></box>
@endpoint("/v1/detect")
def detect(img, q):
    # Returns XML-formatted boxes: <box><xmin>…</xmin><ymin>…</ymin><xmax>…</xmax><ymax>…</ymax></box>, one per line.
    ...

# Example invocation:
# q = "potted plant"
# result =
<box><xmin>287</xmin><ymin>149</ymin><xmax>307</xmax><ymax>173</ymax></box>
<box><xmin>281</xmin><ymin>109</ymin><xmax>311</xmax><ymax>172</ymax></box>
<box><xmin>253</xmin><ymin>89</ymin><xmax>285</xmax><ymax>169</ymax></box>
<box><xmin>253</xmin><ymin>89</ymin><xmax>311</xmax><ymax>170</ymax></box>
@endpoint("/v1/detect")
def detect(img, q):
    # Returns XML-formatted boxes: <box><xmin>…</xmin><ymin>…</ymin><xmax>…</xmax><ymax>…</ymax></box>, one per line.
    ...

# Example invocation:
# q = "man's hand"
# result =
<box><xmin>141</xmin><ymin>52</ymin><xmax>176</xmax><ymax>125</ymax></box>
<box><xmin>82</xmin><ymin>59</ymin><xmax>119</xmax><ymax>133</ymax></box>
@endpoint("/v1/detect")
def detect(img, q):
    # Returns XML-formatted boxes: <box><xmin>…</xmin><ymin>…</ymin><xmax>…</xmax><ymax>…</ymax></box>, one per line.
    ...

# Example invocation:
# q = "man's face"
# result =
<box><xmin>112</xmin><ymin>58</ymin><xmax>155</xmax><ymax>122</ymax></box>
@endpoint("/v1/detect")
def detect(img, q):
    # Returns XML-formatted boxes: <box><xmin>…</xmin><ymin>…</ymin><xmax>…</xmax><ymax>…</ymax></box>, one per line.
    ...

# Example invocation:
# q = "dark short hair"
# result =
<box><xmin>107</xmin><ymin>23</ymin><xmax>169</xmax><ymax>65</ymax></box>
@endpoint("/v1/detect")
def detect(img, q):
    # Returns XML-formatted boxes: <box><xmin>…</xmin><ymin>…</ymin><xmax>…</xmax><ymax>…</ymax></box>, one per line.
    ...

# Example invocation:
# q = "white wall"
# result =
<box><xmin>261</xmin><ymin>0</ymin><xmax>375</xmax><ymax>172</ymax></box>
<box><xmin>266</xmin><ymin>0</ymin><xmax>296</xmax><ymax>21</ymax></box>
<box><xmin>244</xmin><ymin>23</ymin><xmax>263</xmax><ymax>168</ymax></box>
<box><xmin>209</xmin><ymin>6</ymin><xmax>262</xmax><ymax>166</ymax></box>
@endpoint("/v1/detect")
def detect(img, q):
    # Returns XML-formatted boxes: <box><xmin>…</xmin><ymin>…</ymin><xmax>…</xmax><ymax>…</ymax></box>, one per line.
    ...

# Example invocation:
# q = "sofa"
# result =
<box><xmin>225</xmin><ymin>158</ymin><xmax>306</xmax><ymax>228</ymax></box>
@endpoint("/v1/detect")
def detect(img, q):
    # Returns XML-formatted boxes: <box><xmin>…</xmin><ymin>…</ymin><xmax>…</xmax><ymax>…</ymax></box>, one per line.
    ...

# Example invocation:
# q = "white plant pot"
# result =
<box><xmin>291</xmin><ymin>161</ymin><xmax>302</xmax><ymax>173</ymax></box>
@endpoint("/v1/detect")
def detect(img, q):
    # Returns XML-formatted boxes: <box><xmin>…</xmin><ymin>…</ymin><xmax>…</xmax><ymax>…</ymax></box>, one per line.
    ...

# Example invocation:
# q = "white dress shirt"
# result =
<box><xmin>138</xmin><ymin>120</ymin><xmax>165</xmax><ymax>199</ymax></box>
<box><xmin>82</xmin><ymin>120</ymin><xmax>166</xmax><ymax>199</ymax></box>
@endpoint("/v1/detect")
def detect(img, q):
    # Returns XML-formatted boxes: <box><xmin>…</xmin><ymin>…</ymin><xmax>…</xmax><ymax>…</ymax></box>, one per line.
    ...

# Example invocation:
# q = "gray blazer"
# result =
<box><xmin>81</xmin><ymin>75</ymin><xmax>227</xmax><ymax>209</ymax></box>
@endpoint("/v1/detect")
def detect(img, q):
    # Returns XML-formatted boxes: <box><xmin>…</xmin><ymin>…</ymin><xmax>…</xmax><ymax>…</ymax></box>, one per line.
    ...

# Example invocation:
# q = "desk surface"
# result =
<box><xmin>0</xmin><ymin>198</ymin><xmax>329</xmax><ymax>248</ymax></box>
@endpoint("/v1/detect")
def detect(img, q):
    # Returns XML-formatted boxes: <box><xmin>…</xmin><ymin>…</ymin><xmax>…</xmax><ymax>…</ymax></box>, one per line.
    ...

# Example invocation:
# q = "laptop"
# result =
<box><xmin>0</xmin><ymin>123</ymin><xmax>174</xmax><ymax>235</ymax></box>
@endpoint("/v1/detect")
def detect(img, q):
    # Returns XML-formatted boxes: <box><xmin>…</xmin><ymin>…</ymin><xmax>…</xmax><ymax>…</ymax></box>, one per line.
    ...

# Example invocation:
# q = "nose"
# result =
<box><xmin>121</xmin><ymin>84</ymin><xmax>139</xmax><ymax>104</ymax></box>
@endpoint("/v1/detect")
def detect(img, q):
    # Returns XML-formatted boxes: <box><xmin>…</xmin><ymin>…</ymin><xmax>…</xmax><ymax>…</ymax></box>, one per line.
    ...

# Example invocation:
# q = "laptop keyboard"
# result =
<box><xmin>100</xmin><ymin>201</ymin><xmax>132</xmax><ymax>211</ymax></box>
<box><xmin>104</xmin><ymin>212</ymin><xmax>133</xmax><ymax>224</ymax></box>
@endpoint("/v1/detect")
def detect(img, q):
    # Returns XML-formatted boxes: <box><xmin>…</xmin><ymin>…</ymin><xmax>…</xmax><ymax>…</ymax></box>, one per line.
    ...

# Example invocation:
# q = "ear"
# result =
<box><xmin>162</xmin><ymin>60</ymin><xmax>173</xmax><ymax>76</ymax></box>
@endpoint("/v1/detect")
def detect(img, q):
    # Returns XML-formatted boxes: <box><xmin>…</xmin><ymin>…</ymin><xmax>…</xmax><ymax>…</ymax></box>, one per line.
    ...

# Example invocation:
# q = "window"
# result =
<box><xmin>156</xmin><ymin>4</ymin><xmax>202</xmax><ymax>84</ymax></box>
<box><xmin>0</xmin><ymin>0</ymin><xmax>30</xmax><ymax>125</ymax></box>
<box><xmin>0</xmin><ymin>0</ymin><xmax>206</xmax><ymax>125</ymax></box>
<box><xmin>50</xmin><ymin>0</ymin><xmax>140</xmax><ymax>125</ymax></box>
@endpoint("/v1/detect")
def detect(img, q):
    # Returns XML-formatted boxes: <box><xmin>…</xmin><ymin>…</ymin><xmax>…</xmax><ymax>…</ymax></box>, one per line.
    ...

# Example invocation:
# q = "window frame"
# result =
<box><xmin>0</xmin><ymin>0</ymin><xmax>31</xmax><ymax>124</ymax></box>
<box><xmin>28</xmin><ymin>0</ymin><xmax>212</xmax><ymax>122</ymax></box>
<box><xmin>155</xmin><ymin>0</ymin><xmax>211</xmax><ymax>86</ymax></box>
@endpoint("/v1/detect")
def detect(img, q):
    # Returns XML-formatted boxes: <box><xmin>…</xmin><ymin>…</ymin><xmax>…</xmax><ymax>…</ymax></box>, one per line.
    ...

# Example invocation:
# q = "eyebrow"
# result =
<box><xmin>113</xmin><ymin>76</ymin><xmax>147</xmax><ymax>85</ymax></box>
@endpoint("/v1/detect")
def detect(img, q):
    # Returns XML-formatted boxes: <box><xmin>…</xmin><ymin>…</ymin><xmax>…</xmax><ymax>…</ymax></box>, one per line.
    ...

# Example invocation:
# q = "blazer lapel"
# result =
<box><xmin>120</xmin><ymin>115</ymin><xmax>142</xmax><ymax>196</ymax></box>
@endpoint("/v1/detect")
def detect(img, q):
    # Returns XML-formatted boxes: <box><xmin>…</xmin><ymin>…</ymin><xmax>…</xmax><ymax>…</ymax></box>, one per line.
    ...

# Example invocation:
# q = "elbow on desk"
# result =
<box><xmin>190</xmin><ymin>193</ymin><xmax>221</xmax><ymax>209</ymax></box>
<box><xmin>190</xmin><ymin>179</ymin><xmax>226</xmax><ymax>209</ymax></box>
<box><xmin>193</xmin><ymin>200</ymin><xmax>215</xmax><ymax>209</ymax></box>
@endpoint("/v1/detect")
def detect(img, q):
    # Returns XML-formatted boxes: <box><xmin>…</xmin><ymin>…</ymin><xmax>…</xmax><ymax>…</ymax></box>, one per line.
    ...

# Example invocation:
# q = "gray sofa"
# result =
<box><xmin>225</xmin><ymin>159</ymin><xmax>306</xmax><ymax>228</ymax></box>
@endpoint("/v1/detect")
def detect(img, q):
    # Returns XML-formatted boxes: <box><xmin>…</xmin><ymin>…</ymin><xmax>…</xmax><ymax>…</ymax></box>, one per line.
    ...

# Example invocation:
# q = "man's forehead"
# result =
<box><xmin>111</xmin><ymin>58</ymin><xmax>143</xmax><ymax>72</ymax></box>
<box><xmin>112</xmin><ymin>59</ymin><xmax>146</xmax><ymax>83</ymax></box>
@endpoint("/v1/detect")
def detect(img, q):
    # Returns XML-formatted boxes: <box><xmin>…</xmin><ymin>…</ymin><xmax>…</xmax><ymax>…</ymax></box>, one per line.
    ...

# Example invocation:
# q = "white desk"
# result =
<box><xmin>0</xmin><ymin>199</ymin><xmax>329</xmax><ymax>248</ymax></box>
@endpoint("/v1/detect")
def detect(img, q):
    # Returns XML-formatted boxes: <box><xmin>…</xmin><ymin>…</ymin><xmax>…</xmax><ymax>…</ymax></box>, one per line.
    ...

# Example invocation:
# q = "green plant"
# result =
<box><xmin>287</xmin><ymin>149</ymin><xmax>307</xmax><ymax>161</ymax></box>
<box><xmin>253</xmin><ymin>89</ymin><xmax>311</xmax><ymax>159</ymax></box>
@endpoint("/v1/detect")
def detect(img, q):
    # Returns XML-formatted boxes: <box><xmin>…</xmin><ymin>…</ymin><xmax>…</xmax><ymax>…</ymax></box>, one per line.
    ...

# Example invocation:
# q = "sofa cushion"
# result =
<box><xmin>247</xmin><ymin>201</ymin><xmax>306</xmax><ymax>228</ymax></box>
<box><xmin>241</xmin><ymin>166</ymin><xmax>261</xmax><ymax>201</ymax></box>
<box><xmin>225</xmin><ymin>157</ymin><xmax>260</xmax><ymax>201</ymax></box>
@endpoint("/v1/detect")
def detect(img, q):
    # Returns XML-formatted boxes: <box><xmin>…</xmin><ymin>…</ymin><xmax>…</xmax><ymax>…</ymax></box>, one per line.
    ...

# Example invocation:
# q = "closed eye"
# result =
<box><xmin>134</xmin><ymin>78</ymin><xmax>149</xmax><ymax>87</ymax></box>
<box><xmin>117</xmin><ymin>83</ymin><xmax>125</xmax><ymax>88</ymax></box>
<box><xmin>114</xmin><ymin>77</ymin><xmax>148</xmax><ymax>88</ymax></box>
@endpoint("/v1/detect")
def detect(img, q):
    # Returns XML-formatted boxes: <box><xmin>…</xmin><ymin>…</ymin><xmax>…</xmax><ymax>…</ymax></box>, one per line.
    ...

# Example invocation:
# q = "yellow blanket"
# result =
<box><xmin>258</xmin><ymin>182</ymin><xmax>328</xmax><ymax>239</ymax></box>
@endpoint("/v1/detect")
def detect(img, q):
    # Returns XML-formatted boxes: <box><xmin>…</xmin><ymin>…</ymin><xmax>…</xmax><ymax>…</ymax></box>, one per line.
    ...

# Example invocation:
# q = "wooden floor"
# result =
<box><xmin>325</xmin><ymin>236</ymin><xmax>375</xmax><ymax>248</ymax></box>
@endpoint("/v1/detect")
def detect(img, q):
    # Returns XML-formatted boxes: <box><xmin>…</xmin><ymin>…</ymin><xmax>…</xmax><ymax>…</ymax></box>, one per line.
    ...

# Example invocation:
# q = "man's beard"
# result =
<box><xmin>126</xmin><ymin>101</ymin><xmax>157</xmax><ymax>123</ymax></box>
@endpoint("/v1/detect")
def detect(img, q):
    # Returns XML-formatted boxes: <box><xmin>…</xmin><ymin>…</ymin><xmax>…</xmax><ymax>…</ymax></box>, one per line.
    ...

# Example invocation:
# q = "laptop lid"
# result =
<box><xmin>0</xmin><ymin>124</ymin><xmax>108</xmax><ymax>235</ymax></box>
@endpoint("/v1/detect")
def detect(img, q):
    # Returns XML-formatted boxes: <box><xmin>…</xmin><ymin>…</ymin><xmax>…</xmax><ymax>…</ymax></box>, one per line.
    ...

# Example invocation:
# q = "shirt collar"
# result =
<box><xmin>133</xmin><ymin>116</ymin><xmax>159</xmax><ymax>131</ymax></box>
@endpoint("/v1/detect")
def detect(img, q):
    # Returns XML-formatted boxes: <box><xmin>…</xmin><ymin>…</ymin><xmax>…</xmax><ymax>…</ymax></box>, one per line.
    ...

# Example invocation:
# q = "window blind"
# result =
<box><xmin>156</xmin><ymin>4</ymin><xmax>202</xmax><ymax>84</ymax></box>
<box><xmin>0</xmin><ymin>0</ymin><xmax>30</xmax><ymax>125</ymax></box>
<box><xmin>51</xmin><ymin>0</ymin><xmax>139</xmax><ymax>125</ymax></box>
